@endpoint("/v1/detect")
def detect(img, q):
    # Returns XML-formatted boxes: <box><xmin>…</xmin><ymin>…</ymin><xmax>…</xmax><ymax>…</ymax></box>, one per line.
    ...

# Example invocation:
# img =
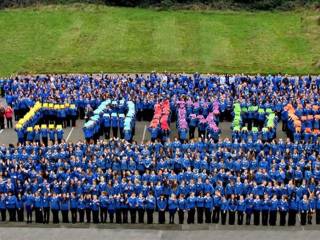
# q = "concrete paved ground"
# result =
<box><xmin>0</xmin><ymin>225</ymin><xmax>319</xmax><ymax>240</ymax></box>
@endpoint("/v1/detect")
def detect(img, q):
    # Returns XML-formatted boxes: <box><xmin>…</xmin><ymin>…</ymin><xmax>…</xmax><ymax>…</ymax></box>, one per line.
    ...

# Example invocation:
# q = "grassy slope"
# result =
<box><xmin>0</xmin><ymin>4</ymin><xmax>319</xmax><ymax>76</ymax></box>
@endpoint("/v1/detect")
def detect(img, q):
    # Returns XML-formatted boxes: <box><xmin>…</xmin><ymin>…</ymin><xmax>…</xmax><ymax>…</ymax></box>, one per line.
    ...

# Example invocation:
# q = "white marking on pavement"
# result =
<box><xmin>0</xmin><ymin>129</ymin><xmax>3</xmax><ymax>134</ymax></box>
<box><xmin>141</xmin><ymin>125</ymin><xmax>147</xmax><ymax>143</ymax></box>
<box><xmin>66</xmin><ymin>127</ymin><xmax>74</xmax><ymax>142</ymax></box>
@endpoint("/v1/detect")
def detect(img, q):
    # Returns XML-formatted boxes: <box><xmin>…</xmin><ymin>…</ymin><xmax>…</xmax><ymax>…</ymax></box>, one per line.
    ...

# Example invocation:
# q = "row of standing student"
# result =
<box><xmin>1</xmin><ymin>192</ymin><xmax>320</xmax><ymax>226</ymax></box>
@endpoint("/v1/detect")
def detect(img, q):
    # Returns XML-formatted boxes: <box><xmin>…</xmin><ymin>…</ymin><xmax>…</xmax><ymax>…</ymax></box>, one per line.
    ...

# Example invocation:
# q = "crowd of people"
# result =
<box><xmin>2</xmin><ymin>73</ymin><xmax>320</xmax><ymax>123</ymax></box>
<box><xmin>0</xmin><ymin>73</ymin><xmax>320</xmax><ymax>226</ymax></box>
<box><xmin>0</xmin><ymin>138</ymin><xmax>319</xmax><ymax>225</ymax></box>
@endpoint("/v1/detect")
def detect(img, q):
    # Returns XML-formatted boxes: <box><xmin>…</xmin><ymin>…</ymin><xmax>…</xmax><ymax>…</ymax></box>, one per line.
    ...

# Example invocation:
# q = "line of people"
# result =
<box><xmin>0</xmin><ymin>191</ymin><xmax>319</xmax><ymax>225</ymax></box>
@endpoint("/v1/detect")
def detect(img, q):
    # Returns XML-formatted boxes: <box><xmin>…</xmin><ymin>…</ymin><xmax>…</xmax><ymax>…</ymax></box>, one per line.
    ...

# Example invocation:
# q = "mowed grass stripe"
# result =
<box><xmin>0</xmin><ymin>4</ymin><xmax>319</xmax><ymax>76</ymax></box>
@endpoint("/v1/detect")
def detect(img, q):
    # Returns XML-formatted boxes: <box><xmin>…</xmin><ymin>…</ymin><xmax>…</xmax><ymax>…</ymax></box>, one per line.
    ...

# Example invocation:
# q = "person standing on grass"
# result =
<box><xmin>5</xmin><ymin>105</ymin><xmax>13</xmax><ymax>128</ymax></box>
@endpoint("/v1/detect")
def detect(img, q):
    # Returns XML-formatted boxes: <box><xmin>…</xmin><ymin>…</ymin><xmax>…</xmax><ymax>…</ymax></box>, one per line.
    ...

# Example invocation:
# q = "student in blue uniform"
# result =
<box><xmin>137</xmin><ymin>193</ymin><xmax>145</xmax><ymax>223</ymax></box>
<box><xmin>60</xmin><ymin>193</ymin><xmax>70</xmax><ymax>223</ymax></box>
<box><xmin>16</xmin><ymin>193</ymin><xmax>24</xmax><ymax>222</ymax></box>
<box><xmin>178</xmin><ymin>194</ymin><xmax>187</xmax><ymax>224</ymax></box>
<box><xmin>299</xmin><ymin>194</ymin><xmax>309</xmax><ymax>225</ymax></box>
<box><xmin>253</xmin><ymin>195</ymin><xmax>261</xmax><ymax>226</ymax></box>
<box><xmin>204</xmin><ymin>192</ymin><xmax>213</xmax><ymax>223</ymax></box>
<box><xmin>261</xmin><ymin>194</ymin><xmax>270</xmax><ymax>226</ymax></box>
<box><xmin>168</xmin><ymin>193</ymin><xmax>178</xmax><ymax>224</ymax></box>
<box><xmin>237</xmin><ymin>195</ymin><xmax>246</xmax><ymax>225</ymax></box>
<box><xmin>128</xmin><ymin>192</ymin><xmax>138</xmax><ymax>224</ymax></box>
<box><xmin>34</xmin><ymin>192</ymin><xmax>43</xmax><ymax>223</ymax></box>
<box><xmin>269</xmin><ymin>195</ymin><xmax>278</xmax><ymax>226</ymax></box>
<box><xmin>70</xmin><ymin>192</ymin><xmax>78</xmax><ymax>223</ymax></box>
<box><xmin>107</xmin><ymin>195</ymin><xmax>115</xmax><ymax>223</ymax></box>
<box><xmin>220</xmin><ymin>196</ymin><xmax>229</xmax><ymax>225</ymax></box>
<box><xmin>146</xmin><ymin>192</ymin><xmax>155</xmax><ymax>224</ymax></box>
<box><xmin>6</xmin><ymin>191</ymin><xmax>17</xmax><ymax>221</ymax></box>
<box><xmin>308</xmin><ymin>193</ymin><xmax>315</xmax><ymax>225</ymax></box>
<box><xmin>187</xmin><ymin>192</ymin><xmax>197</xmax><ymax>224</ymax></box>
<box><xmin>245</xmin><ymin>194</ymin><xmax>254</xmax><ymax>225</ymax></box>
<box><xmin>85</xmin><ymin>194</ymin><xmax>92</xmax><ymax>223</ymax></box>
<box><xmin>24</xmin><ymin>191</ymin><xmax>34</xmax><ymax>223</ymax></box>
<box><xmin>121</xmin><ymin>194</ymin><xmax>129</xmax><ymax>224</ymax></box>
<box><xmin>43</xmin><ymin>192</ymin><xmax>50</xmax><ymax>224</ymax></box>
<box><xmin>279</xmin><ymin>195</ymin><xmax>288</xmax><ymax>226</ymax></box>
<box><xmin>228</xmin><ymin>194</ymin><xmax>237</xmax><ymax>225</ymax></box>
<box><xmin>157</xmin><ymin>194</ymin><xmax>167</xmax><ymax>224</ymax></box>
<box><xmin>288</xmin><ymin>193</ymin><xmax>298</xmax><ymax>226</ymax></box>
<box><xmin>99</xmin><ymin>191</ymin><xmax>108</xmax><ymax>223</ymax></box>
<box><xmin>196</xmin><ymin>192</ymin><xmax>205</xmax><ymax>224</ymax></box>
<box><xmin>115</xmin><ymin>194</ymin><xmax>122</xmax><ymax>224</ymax></box>
<box><xmin>92</xmin><ymin>195</ymin><xmax>100</xmax><ymax>223</ymax></box>
<box><xmin>212</xmin><ymin>191</ymin><xmax>222</xmax><ymax>223</ymax></box>
<box><xmin>77</xmin><ymin>194</ymin><xmax>85</xmax><ymax>223</ymax></box>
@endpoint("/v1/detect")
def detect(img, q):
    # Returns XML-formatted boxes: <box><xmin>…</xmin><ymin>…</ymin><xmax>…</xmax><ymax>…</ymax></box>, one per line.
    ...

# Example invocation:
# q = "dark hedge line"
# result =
<box><xmin>0</xmin><ymin>0</ymin><xmax>319</xmax><ymax>10</ymax></box>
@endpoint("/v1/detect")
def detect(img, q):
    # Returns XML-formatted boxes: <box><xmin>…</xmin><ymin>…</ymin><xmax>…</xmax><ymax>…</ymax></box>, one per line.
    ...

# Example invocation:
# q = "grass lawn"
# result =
<box><xmin>0</xmin><ymin>4</ymin><xmax>319</xmax><ymax>76</ymax></box>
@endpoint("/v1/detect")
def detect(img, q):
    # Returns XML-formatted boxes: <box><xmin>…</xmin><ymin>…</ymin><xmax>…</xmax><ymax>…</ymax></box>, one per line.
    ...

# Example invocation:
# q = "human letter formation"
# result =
<box><xmin>0</xmin><ymin>73</ymin><xmax>320</xmax><ymax>225</ymax></box>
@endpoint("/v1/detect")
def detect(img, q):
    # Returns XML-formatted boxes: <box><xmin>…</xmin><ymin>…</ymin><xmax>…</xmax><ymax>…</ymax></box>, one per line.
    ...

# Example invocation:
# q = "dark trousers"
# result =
<box><xmin>197</xmin><ymin>207</ymin><xmax>204</xmax><ymax>224</ymax></box>
<box><xmin>158</xmin><ymin>210</ymin><xmax>165</xmax><ymax>224</ymax></box>
<box><xmin>316</xmin><ymin>209</ymin><xmax>320</xmax><ymax>224</ymax></box>
<box><xmin>229</xmin><ymin>211</ymin><xmax>235</xmax><ymax>225</ymax></box>
<box><xmin>221</xmin><ymin>210</ymin><xmax>227</xmax><ymax>225</ymax></box>
<box><xmin>178</xmin><ymin>209</ymin><xmax>184</xmax><ymax>224</ymax></box>
<box><xmin>100</xmin><ymin>207</ymin><xmax>107</xmax><ymax>223</ymax></box>
<box><xmin>1</xmin><ymin>209</ymin><xmax>6</xmax><ymax>221</ymax></box>
<box><xmin>112</xmin><ymin>127</ymin><xmax>118</xmax><ymax>138</ymax></box>
<box><xmin>93</xmin><ymin>210</ymin><xmax>99</xmax><ymax>223</ymax></box>
<box><xmin>62</xmin><ymin>210</ymin><xmax>69</xmax><ymax>223</ymax></box>
<box><xmin>85</xmin><ymin>208</ymin><xmax>91</xmax><ymax>223</ymax></box>
<box><xmin>17</xmin><ymin>208</ymin><xmax>24</xmax><ymax>222</ymax></box>
<box><xmin>212</xmin><ymin>207</ymin><xmax>220</xmax><ymax>223</ymax></box>
<box><xmin>0</xmin><ymin>117</ymin><xmax>4</xmax><ymax>129</ymax></box>
<box><xmin>105</xmin><ymin>127</ymin><xmax>110</xmax><ymax>139</ymax></box>
<box><xmin>26</xmin><ymin>207</ymin><xmax>32</xmax><ymax>223</ymax></box>
<box><xmin>43</xmin><ymin>207</ymin><xmax>50</xmax><ymax>223</ymax></box>
<box><xmin>169</xmin><ymin>209</ymin><xmax>176</xmax><ymax>224</ymax></box>
<box><xmin>138</xmin><ymin>209</ymin><xmax>145</xmax><ymax>223</ymax></box>
<box><xmin>308</xmin><ymin>211</ymin><xmax>313</xmax><ymax>224</ymax></box>
<box><xmin>146</xmin><ymin>209</ymin><xmax>154</xmax><ymax>224</ymax></box>
<box><xmin>116</xmin><ymin>209</ymin><xmax>122</xmax><ymax>223</ymax></box>
<box><xmin>8</xmin><ymin>208</ymin><xmax>16</xmax><ymax>221</ymax></box>
<box><xmin>262</xmin><ymin>210</ymin><xmax>269</xmax><ymax>226</ymax></box>
<box><xmin>237</xmin><ymin>211</ymin><xmax>244</xmax><ymax>225</ymax></box>
<box><xmin>35</xmin><ymin>207</ymin><xmax>43</xmax><ymax>223</ymax></box>
<box><xmin>205</xmin><ymin>208</ymin><xmax>212</xmax><ymax>223</ymax></box>
<box><xmin>288</xmin><ymin>210</ymin><xmax>296</xmax><ymax>226</ymax></box>
<box><xmin>7</xmin><ymin>118</ymin><xmax>13</xmax><ymax>128</ymax></box>
<box><xmin>130</xmin><ymin>209</ymin><xmax>136</xmax><ymax>224</ymax></box>
<box><xmin>71</xmin><ymin>208</ymin><xmax>77</xmax><ymax>223</ymax></box>
<box><xmin>254</xmin><ymin>210</ymin><xmax>260</xmax><ymax>225</ymax></box>
<box><xmin>122</xmin><ymin>209</ymin><xmax>128</xmax><ymax>223</ymax></box>
<box><xmin>246</xmin><ymin>212</ymin><xmax>252</xmax><ymax>225</ymax></box>
<box><xmin>78</xmin><ymin>209</ymin><xmax>84</xmax><ymax>223</ymax></box>
<box><xmin>280</xmin><ymin>211</ymin><xmax>287</xmax><ymax>226</ymax></box>
<box><xmin>187</xmin><ymin>208</ymin><xmax>195</xmax><ymax>224</ymax></box>
<box><xmin>269</xmin><ymin>210</ymin><xmax>277</xmax><ymax>226</ymax></box>
<box><xmin>108</xmin><ymin>210</ymin><xmax>115</xmax><ymax>223</ymax></box>
<box><xmin>301</xmin><ymin>211</ymin><xmax>307</xmax><ymax>225</ymax></box>
<box><xmin>52</xmin><ymin>209</ymin><xmax>59</xmax><ymax>224</ymax></box>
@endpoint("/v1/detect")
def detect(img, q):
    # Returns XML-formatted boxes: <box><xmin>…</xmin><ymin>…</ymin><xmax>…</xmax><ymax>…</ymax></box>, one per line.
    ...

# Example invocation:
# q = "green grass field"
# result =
<box><xmin>0</xmin><ymin>4</ymin><xmax>319</xmax><ymax>76</ymax></box>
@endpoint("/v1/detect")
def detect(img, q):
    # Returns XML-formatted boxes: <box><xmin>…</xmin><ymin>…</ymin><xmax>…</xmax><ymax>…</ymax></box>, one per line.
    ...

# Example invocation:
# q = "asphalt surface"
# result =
<box><xmin>0</xmin><ymin>225</ymin><xmax>319</xmax><ymax>240</ymax></box>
